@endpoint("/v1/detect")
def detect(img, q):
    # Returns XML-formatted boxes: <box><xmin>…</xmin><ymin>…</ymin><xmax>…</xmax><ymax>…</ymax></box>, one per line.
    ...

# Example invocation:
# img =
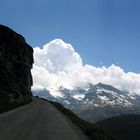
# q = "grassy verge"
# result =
<box><xmin>41</xmin><ymin>98</ymin><xmax>116</xmax><ymax>140</ymax></box>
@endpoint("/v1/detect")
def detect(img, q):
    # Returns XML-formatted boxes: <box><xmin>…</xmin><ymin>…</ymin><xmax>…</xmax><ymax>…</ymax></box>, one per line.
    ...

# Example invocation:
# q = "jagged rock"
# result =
<box><xmin>0</xmin><ymin>25</ymin><xmax>33</xmax><ymax>113</ymax></box>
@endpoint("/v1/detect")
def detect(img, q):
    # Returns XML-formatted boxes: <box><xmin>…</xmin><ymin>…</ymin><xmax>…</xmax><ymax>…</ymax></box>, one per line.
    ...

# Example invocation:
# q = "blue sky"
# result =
<box><xmin>0</xmin><ymin>0</ymin><xmax>140</xmax><ymax>72</ymax></box>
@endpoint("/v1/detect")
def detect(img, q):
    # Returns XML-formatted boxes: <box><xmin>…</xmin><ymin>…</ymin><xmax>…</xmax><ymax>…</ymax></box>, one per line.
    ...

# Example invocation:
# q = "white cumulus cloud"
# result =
<box><xmin>31</xmin><ymin>39</ymin><xmax>140</xmax><ymax>95</ymax></box>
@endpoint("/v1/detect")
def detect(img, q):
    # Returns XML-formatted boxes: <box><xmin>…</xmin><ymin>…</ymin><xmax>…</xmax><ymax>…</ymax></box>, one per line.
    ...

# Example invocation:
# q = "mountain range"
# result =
<box><xmin>33</xmin><ymin>83</ymin><xmax>140</xmax><ymax>123</ymax></box>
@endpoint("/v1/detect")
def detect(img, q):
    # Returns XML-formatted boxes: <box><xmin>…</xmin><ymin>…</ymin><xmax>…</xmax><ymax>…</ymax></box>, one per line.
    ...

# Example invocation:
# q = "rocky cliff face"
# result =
<box><xmin>0</xmin><ymin>25</ymin><xmax>33</xmax><ymax>113</ymax></box>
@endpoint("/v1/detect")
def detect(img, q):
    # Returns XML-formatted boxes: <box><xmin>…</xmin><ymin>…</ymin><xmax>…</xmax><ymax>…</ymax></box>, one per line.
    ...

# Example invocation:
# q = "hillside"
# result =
<box><xmin>96</xmin><ymin>115</ymin><xmax>140</xmax><ymax>140</ymax></box>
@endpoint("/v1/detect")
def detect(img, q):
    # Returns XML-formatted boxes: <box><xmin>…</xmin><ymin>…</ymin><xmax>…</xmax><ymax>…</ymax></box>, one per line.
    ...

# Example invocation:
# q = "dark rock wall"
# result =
<box><xmin>0</xmin><ymin>25</ymin><xmax>33</xmax><ymax>113</ymax></box>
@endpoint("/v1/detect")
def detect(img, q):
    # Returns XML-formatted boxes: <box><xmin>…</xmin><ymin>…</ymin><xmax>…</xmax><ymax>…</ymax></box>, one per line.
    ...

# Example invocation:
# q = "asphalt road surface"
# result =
<box><xmin>0</xmin><ymin>98</ymin><xmax>89</xmax><ymax>140</ymax></box>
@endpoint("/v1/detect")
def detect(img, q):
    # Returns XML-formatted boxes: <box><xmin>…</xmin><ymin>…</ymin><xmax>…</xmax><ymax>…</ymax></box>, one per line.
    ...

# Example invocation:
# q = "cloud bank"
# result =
<box><xmin>32</xmin><ymin>39</ymin><xmax>140</xmax><ymax>95</ymax></box>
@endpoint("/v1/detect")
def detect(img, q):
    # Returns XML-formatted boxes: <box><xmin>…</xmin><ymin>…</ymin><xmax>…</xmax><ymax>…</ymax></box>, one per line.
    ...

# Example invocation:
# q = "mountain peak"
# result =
<box><xmin>94</xmin><ymin>83</ymin><xmax>121</xmax><ymax>93</ymax></box>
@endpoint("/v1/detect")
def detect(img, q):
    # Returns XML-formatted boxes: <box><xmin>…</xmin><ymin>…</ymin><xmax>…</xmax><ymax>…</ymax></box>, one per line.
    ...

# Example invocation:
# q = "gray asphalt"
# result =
<box><xmin>0</xmin><ymin>97</ymin><xmax>89</xmax><ymax>140</ymax></box>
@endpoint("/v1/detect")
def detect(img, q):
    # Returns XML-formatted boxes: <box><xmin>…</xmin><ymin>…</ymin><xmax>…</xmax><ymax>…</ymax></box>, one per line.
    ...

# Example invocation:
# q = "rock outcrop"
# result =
<box><xmin>0</xmin><ymin>25</ymin><xmax>33</xmax><ymax>113</ymax></box>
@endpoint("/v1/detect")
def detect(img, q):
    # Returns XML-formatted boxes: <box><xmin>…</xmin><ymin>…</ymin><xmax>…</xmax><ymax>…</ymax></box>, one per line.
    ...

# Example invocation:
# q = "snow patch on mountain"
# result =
<box><xmin>73</xmin><ymin>94</ymin><xmax>85</xmax><ymax>101</ymax></box>
<box><xmin>98</xmin><ymin>96</ymin><xmax>109</xmax><ymax>101</ymax></box>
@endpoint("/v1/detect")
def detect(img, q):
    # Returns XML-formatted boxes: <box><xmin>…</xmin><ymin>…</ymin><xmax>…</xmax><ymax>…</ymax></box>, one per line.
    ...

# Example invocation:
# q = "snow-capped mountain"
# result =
<box><xmin>33</xmin><ymin>88</ymin><xmax>80</xmax><ymax>108</ymax></box>
<box><xmin>83</xmin><ymin>83</ymin><xmax>136</xmax><ymax>107</ymax></box>
<box><xmin>33</xmin><ymin>83</ymin><xmax>140</xmax><ymax>123</ymax></box>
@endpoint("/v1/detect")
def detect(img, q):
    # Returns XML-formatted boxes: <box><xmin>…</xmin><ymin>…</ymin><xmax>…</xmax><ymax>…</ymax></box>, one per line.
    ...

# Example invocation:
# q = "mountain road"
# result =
<box><xmin>0</xmin><ymin>97</ymin><xmax>89</xmax><ymax>140</ymax></box>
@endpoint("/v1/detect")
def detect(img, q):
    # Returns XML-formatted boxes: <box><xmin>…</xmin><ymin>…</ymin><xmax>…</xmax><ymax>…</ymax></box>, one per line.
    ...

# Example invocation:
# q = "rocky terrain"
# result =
<box><xmin>0</xmin><ymin>25</ymin><xmax>33</xmax><ymax>113</ymax></box>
